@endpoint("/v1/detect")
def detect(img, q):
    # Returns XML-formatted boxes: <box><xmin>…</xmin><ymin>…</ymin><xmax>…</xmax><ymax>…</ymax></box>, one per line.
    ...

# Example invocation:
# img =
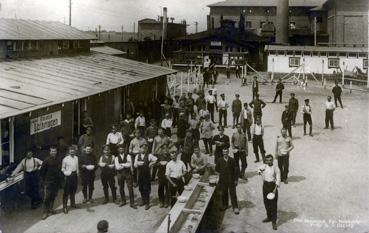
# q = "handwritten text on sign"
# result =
<box><xmin>30</xmin><ymin>111</ymin><xmax>61</xmax><ymax>135</ymax></box>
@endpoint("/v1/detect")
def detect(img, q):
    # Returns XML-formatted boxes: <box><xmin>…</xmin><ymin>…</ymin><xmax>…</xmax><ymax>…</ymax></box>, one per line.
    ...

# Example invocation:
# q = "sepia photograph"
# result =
<box><xmin>0</xmin><ymin>0</ymin><xmax>368</xmax><ymax>232</ymax></box>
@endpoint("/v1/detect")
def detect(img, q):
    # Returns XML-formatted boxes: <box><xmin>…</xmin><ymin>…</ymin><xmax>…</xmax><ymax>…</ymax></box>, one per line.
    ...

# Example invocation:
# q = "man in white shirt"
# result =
<box><xmin>206</xmin><ymin>89</ymin><xmax>216</xmax><ymax>122</ymax></box>
<box><xmin>11</xmin><ymin>150</ymin><xmax>43</xmax><ymax>209</ymax></box>
<box><xmin>325</xmin><ymin>96</ymin><xmax>335</xmax><ymax>130</ymax></box>
<box><xmin>135</xmin><ymin>111</ymin><xmax>146</xmax><ymax>136</ymax></box>
<box><xmin>166</xmin><ymin>146</ymin><xmax>187</xmax><ymax>206</ymax></box>
<box><xmin>302</xmin><ymin>99</ymin><xmax>313</xmax><ymax>136</ymax></box>
<box><xmin>251</xmin><ymin>117</ymin><xmax>265</xmax><ymax>163</ymax></box>
<box><xmin>258</xmin><ymin>154</ymin><xmax>281</xmax><ymax>230</ymax></box>
<box><xmin>241</xmin><ymin>103</ymin><xmax>253</xmax><ymax>141</ymax></box>
<box><xmin>106</xmin><ymin>125</ymin><xmax>124</xmax><ymax>156</ymax></box>
<box><xmin>217</xmin><ymin>93</ymin><xmax>229</xmax><ymax>127</ymax></box>
<box><xmin>61</xmin><ymin>146</ymin><xmax>79</xmax><ymax>213</ymax></box>
<box><xmin>275</xmin><ymin>128</ymin><xmax>294</xmax><ymax>184</ymax></box>
<box><xmin>161</xmin><ymin>113</ymin><xmax>173</xmax><ymax>137</ymax></box>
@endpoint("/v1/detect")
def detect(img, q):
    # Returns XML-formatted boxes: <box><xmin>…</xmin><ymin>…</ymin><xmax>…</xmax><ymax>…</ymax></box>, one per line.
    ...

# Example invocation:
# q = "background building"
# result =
<box><xmin>138</xmin><ymin>17</ymin><xmax>187</xmax><ymax>41</ymax></box>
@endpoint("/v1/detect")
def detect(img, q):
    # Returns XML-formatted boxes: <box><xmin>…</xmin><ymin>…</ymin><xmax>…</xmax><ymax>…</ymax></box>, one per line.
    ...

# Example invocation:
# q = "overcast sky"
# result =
<box><xmin>0</xmin><ymin>0</ymin><xmax>221</xmax><ymax>33</ymax></box>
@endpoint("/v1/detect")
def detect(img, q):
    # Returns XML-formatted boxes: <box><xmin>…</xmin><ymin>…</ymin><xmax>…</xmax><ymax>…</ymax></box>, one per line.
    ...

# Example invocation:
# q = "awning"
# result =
<box><xmin>0</xmin><ymin>53</ymin><xmax>177</xmax><ymax>119</ymax></box>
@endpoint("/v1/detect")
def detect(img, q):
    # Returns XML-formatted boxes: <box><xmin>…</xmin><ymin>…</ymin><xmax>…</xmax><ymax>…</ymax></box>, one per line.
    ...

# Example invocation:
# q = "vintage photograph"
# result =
<box><xmin>0</xmin><ymin>0</ymin><xmax>368</xmax><ymax>232</ymax></box>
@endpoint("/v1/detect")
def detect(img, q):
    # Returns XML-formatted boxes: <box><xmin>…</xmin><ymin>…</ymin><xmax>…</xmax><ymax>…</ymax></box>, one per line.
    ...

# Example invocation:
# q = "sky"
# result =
<box><xmin>0</xmin><ymin>0</ymin><xmax>221</xmax><ymax>33</ymax></box>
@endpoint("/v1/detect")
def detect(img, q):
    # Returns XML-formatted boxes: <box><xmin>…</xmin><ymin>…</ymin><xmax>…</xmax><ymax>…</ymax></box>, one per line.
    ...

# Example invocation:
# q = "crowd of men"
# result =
<box><xmin>8</xmin><ymin>71</ymin><xmax>344</xmax><ymax>231</ymax></box>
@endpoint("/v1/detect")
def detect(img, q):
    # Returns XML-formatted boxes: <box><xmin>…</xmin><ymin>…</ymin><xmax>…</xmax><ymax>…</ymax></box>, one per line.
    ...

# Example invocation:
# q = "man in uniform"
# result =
<box><xmin>275</xmin><ymin>128</ymin><xmax>294</xmax><ymax>184</ymax></box>
<box><xmin>252</xmin><ymin>76</ymin><xmax>259</xmax><ymax>100</ymax></box>
<box><xmin>79</xmin><ymin>145</ymin><xmax>97</xmax><ymax>203</ymax></box>
<box><xmin>281</xmin><ymin>105</ymin><xmax>293</xmax><ymax>137</ymax></box>
<box><xmin>249</xmin><ymin>94</ymin><xmax>266</xmax><ymax>121</ymax></box>
<box><xmin>272</xmin><ymin>79</ymin><xmax>284</xmax><ymax>103</ymax></box>
<box><xmin>332</xmin><ymin>82</ymin><xmax>343</xmax><ymax>108</ymax></box>
<box><xmin>288</xmin><ymin>93</ymin><xmax>299</xmax><ymax>126</ymax></box>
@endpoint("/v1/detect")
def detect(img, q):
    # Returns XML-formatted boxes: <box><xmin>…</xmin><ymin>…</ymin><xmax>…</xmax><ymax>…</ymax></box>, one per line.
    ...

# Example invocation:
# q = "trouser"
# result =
<box><xmin>191</xmin><ymin>129</ymin><xmax>200</xmax><ymax>144</ymax></box>
<box><xmin>233</xmin><ymin>112</ymin><xmax>240</xmax><ymax>127</ymax></box>
<box><xmin>236</xmin><ymin>70</ymin><xmax>241</xmax><ymax>79</ymax></box>
<box><xmin>253</xmin><ymin>112</ymin><xmax>262</xmax><ymax>121</ymax></box>
<box><xmin>117</xmin><ymin>171</ymin><xmax>134</xmax><ymax>205</ymax></box>
<box><xmin>219</xmin><ymin>109</ymin><xmax>227</xmax><ymax>126</ymax></box>
<box><xmin>234</xmin><ymin>151</ymin><xmax>247</xmax><ymax>177</ymax></box>
<box><xmin>43</xmin><ymin>182</ymin><xmax>59</xmax><ymax>213</ymax></box>
<box><xmin>81</xmin><ymin>171</ymin><xmax>95</xmax><ymax>200</ymax></box>
<box><xmin>182</xmin><ymin>152</ymin><xmax>191</xmax><ymax>168</ymax></box>
<box><xmin>303</xmin><ymin>114</ymin><xmax>312</xmax><ymax>134</ymax></box>
<box><xmin>123</xmin><ymin>135</ymin><xmax>132</xmax><ymax>155</ymax></box>
<box><xmin>277</xmin><ymin>155</ymin><xmax>289</xmax><ymax>181</ymax></box>
<box><xmin>273</xmin><ymin>91</ymin><xmax>283</xmax><ymax>103</ymax></box>
<box><xmin>24</xmin><ymin>171</ymin><xmax>41</xmax><ymax>207</ymax></box>
<box><xmin>252</xmin><ymin>90</ymin><xmax>258</xmax><ymax>100</ymax></box>
<box><xmin>242</xmin><ymin>119</ymin><xmax>251</xmax><ymax>140</ymax></box>
<box><xmin>291</xmin><ymin>111</ymin><xmax>297</xmax><ymax>125</ymax></box>
<box><xmin>252</xmin><ymin>135</ymin><xmax>265</xmax><ymax>162</ymax></box>
<box><xmin>109</xmin><ymin>143</ymin><xmax>118</xmax><ymax>157</ymax></box>
<box><xmin>101</xmin><ymin>171</ymin><xmax>117</xmax><ymax>201</ymax></box>
<box><xmin>63</xmin><ymin>172</ymin><xmax>78</xmax><ymax>207</ymax></box>
<box><xmin>283</xmin><ymin>122</ymin><xmax>292</xmax><ymax>137</ymax></box>
<box><xmin>208</xmin><ymin>103</ymin><xmax>215</xmax><ymax>122</ymax></box>
<box><xmin>202</xmin><ymin>138</ymin><xmax>213</xmax><ymax>154</ymax></box>
<box><xmin>158</xmin><ymin>175</ymin><xmax>169</xmax><ymax>204</ymax></box>
<box><xmin>130</xmin><ymin>154</ymin><xmax>138</xmax><ymax>184</ymax></box>
<box><xmin>138</xmin><ymin>175</ymin><xmax>151</xmax><ymax>205</ymax></box>
<box><xmin>325</xmin><ymin>110</ymin><xmax>334</xmax><ymax>129</ymax></box>
<box><xmin>169</xmin><ymin>178</ymin><xmax>184</xmax><ymax>206</ymax></box>
<box><xmin>263</xmin><ymin>181</ymin><xmax>278</xmax><ymax>222</ymax></box>
<box><xmin>220</xmin><ymin>182</ymin><xmax>238</xmax><ymax>209</ymax></box>
<box><xmin>214</xmin><ymin>148</ymin><xmax>223</xmax><ymax>163</ymax></box>
<box><xmin>334</xmin><ymin>95</ymin><xmax>343</xmax><ymax>108</ymax></box>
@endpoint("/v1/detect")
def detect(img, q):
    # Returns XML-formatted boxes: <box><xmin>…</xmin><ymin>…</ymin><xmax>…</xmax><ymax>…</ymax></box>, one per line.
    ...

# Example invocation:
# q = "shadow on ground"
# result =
<box><xmin>277</xmin><ymin>210</ymin><xmax>298</xmax><ymax>227</ymax></box>
<box><xmin>288</xmin><ymin>176</ymin><xmax>306</xmax><ymax>183</ymax></box>
<box><xmin>239</xmin><ymin>200</ymin><xmax>255</xmax><ymax>209</ymax></box>
<box><xmin>245</xmin><ymin>171</ymin><xmax>258</xmax><ymax>179</ymax></box>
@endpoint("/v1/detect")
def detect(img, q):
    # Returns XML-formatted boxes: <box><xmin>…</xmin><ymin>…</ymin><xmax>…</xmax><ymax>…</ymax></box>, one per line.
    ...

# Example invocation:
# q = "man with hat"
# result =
<box><xmin>212</xmin><ymin>125</ymin><xmax>230</xmax><ymax>162</ymax></box>
<box><xmin>258</xmin><ymin>154</ymin><xmax>281</xmax><ymax>230</ymax></box>
<box><xmin>231</xmin><ymin>94</ymin><xmax>242</xmax><ymax>128</ymax></box>
<box><xmin>134</xmin><ymin>143</ymin><xmax>157</xmax><ymax>210</ymax></box>
<box><xmin>332</xmin><ymin>82</ymin><xmax>343</xmax><ymax>108</ymax></box>
<box><xmin>206</xmin><ymin>89</ymin><xmax>216</xmax><ymax>122</ymax></box>
<box><xmin>79</xmin><ymin>145</ymin><xmax>97</xmax><ymax>204</ymax></box>
<box><xmin>249</xmin><ymin>94</ymin><xmax>266</xmax><ymax>121</ymax></box>
<box><xmin>252</xmin><ymin>76</ymin><xmax>259</xmax><ymax>100</ymax></box>
<box><xmin>272</xmin><ymin>79</ymin><xmax>284</xmax><ymax>103</ymax></box>
<box><xmin>288</xmin><ymin>93</ymin><xmax>299</xmax><ymax>126</ymax></box>
<box><xmin>302</xmin><ymin>99</ymin><xmax>313</xmax><ymax>136</ymax></box>
<box><xmin>324</xmin><ymin>96</ymin><xmax>336</xmax><ymax>130</ymax></box>
<box><xmin>217</xmin><ymin>93</ymin><xmax>229</xmax><ymax>127</ymax></box>
<box><xmin>281</xmin><ymin>105</ymin><xmax>293</xmax><ymax>137</ymax></box>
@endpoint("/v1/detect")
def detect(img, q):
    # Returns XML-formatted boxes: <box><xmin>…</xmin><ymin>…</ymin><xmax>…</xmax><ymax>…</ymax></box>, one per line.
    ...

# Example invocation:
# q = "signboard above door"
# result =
<box><xmin>30</xmin><ymin>110</ymin><xmax>61</xmax><ymax>135</ymax></box>
<box><xmin>210</xmin><ymin>41</ymin><xmax>222</xmax><ymax>47</ymax></box>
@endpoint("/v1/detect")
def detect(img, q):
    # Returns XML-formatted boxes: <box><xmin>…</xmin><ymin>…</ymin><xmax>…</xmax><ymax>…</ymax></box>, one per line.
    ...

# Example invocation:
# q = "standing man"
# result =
<box><xmin>325</xmin><ymin>96</ymin><xmax>336</xmax><ymax>130</ymax></box>
<box><xmin>166</xmin><ymin>146</ymin><xmax>187</xmax><ymax>206</ymax></box>
<box><xmin>11</xmin><ymin>149</ymin><xmax>43</xmax><ymax>209</ymax></box>
<box><xmin>258</xmin><ymin>154</ymin><xmax>281</xmax><ymax>230</ymax></box>
<box><xmin>275</xmin><ymin>128</ymin><xmax>294</xmax><ymax>184</ymax></box>
<box><xmin>121</xmin><ymin>113</ymin><xmax>135</xmax><ymax>154</ymax></box>
<box><xmin>161</xmin><ymin>113</ymin><xmax>173</xmax><ymax>137</ymax></box>
<box><xmin>129</xmin><ymin>130</ymin><xmax>148</xmax><ymax>186</ymax></box>
<box><xmin>78</xmin><ymin>126</ymin><xmax>95</xmax><ymax>153</ymax></box>
<box><xmin>190</xmin><ymin>146</ymin><xmax>208</xmax><ymax>175</ymax></box>
<box><xmin>212</xmin><ymin>126</ymin><xmax>230</xmax><ymax>162</ymax></box>
<box><xmin>99</xmin><ymin>145</ymin><xmax>117</xmax><ymax>204</ymax></box>
<box><xmin>195</xmin><ymin>93</ymin><xmax>206</xmax><ymax>116</ymax></box>
<box><xmin>281</xmin><ymin>105</ymin><xmax>293</xmax><ymax>137</ymax></box>
<box><xmin>106</xmin><ymin>125</ymin><xmax>124</xmax><ymax>156</ymax></box>
<box><xmin>231</xmin><ymin>124</ymin><xmax>248</xmax><ymax>180</ymax></box>
<box><xmin>61</xmin><ymin>146</ymin><xmax>79</xmax><ymax>214</ymax></box>
<box><xmin>156</xmin><ymin>144</ymin><xmax>171</xmax><ymax>208</ymax></box>
<box><xmin>186</xmin><ymin>92</ymin><xmax>195</xmax><ymax>117</ymax></box>
<box><xmin>145</xmin><ymin>119</ymin><xmax>158</xmax><ymax>153</ymax></box>
<box><xmin>176</xmin><ymin>113</ymin><xmax>188</xmax><ymax>146</ymax></box>
<box><xmin>288</xmin><ymin>93</ymin><xmax>299</xmax><ymax>126</ymax></box>
<box><xmin>135</xmin><ymin>111</ymin><xmax>146</xmax><ymax>136</ymax></box>
<box><xmin>235</xmin><ymin>64</ymin><xmax>241</xmax><ymax>79</ymax></box>
<box><xmin>206</xmin><ymin>89</ymin><xmax>216</xmax><ymax>122</ymax></box>
<box><xmin>152</xmin><ymin>128</ymin><xmax>170</xmax><ymax>180</ymax></box>
<box><xmin>217</xmin><ymin>93</ymin><xmax>229</xmax><ymax>127</ymax></box>
<box><xmin>251</xmin><ymin>117</ymin><xmax>265</xmax><ymax>163</ymax></box>
<box><xmin>249</xmin><ymin>94</ymin><xmax>266</xmax><ymax>121</ymax></box>
<box><xmin>252</xmin><ymin>76</ymin><xmax>259</xmax><ymax>100</ymax></box>
<box><xmin>79</xmin><ymin>145</ymin><xmax>97</xmax><ymax>203</ymax></box>
<box><xmin>272</xmin><ymin>79</ymin><xmax>284</xmax><ymax>103</ymax></box>
<box><xmin>115</xmin><ymin>144</ymin><xmax>136</xmax><ymax>208</ymax></box>
<box><xmin>302</xmin><ymin>99</ymin><xmax>313</xmax><ymax>136</ymax></box>
<box><xmin>332</xmin><ymin>82</ymin><xmax>343</xmax><ymax>108</ymax></box>
<box><xmin>200</xmin><ymin>114</ymin><xmax>215</xmax><ymax>155</ymax></box>
<box><xmin>241</xmin><ymin>103</ymin><xmax>253</xmax><ymax>141</ymax></box>
<box><xmin>40</xmin><ymin>146</ymin><xmax>61</xmax><ymax>220</ymax></box>
<box><xmin>231</xmin><ymin>94</ymin><xmax>242</xmax><ymax>128</ymax></box>
<box><xmin>216</xmin><ymin>148</ymin><xmax>240</xmax><ymax>214</ymax></box>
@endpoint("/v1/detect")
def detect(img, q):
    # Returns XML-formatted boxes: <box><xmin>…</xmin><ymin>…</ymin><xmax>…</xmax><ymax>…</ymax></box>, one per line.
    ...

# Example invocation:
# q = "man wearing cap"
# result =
<box><xmin>325</xmin><ymin>96</ymin><xmax>336</xmax><ymax>130</ymax></box>
<box><xmin>249</xmin><ymin>94</ymin><xmax>266</xmax><ymax>121</ymax></box>
<box><xmin>206</xmin><ymin>89</ymin><xmax>216</xmax><ymax>122</ymax></box>
<box><xmin>217</xmin><ymin>93</ymin><xmax>229</xmax><ymax>127</ymax></box>
<box><xmin>281</xmin><ymin>105</ymin><xmax>293</xmax><ymax>137</ymax></box>
<box><xmin>231</xmin><ymin>124</ymin><xmax>248</xmax><ymax>180</ymax></box>
<box><xmin>272</xmin><ymin>79</ymin><xmax>284</xmax><ymax>103</ymax></box>
<box><xmin>252</xmin><ymin>76</ymin><xmax>259</xmax><ymax>100</ymax></box>
<box><xmin>216</xmin><ymin>148</ymin><xmax>240</xmax><ymax>215</ymax></box>
<box><xmin>332</xmin><ymin>82</ymin><xmax>343</xmax><ymax>108</ymax></box>
<box><xmin>99</xmin><ymin>145</ymin><xmax>117</xmax><ymax>205</ymax></box>
<box><xmin>79</xmin><ymin>145</ymin><xmax>97</xmax><ymax>203</ymax></box>
<box><xmin>302</xmin><ymin>99</ymin><xmax>313</xmax><ymax>136</ymax></box>
<box><xmin>166</xmin><ymin>146</ymin><xmax>187</xmax><ymax>206</ymax></box>
<box><xmin>258</xmin><ymin>154</ymin><xmax>280</xmax><ymax>230</ymax></box>
<box><xmin>275</xmin><ymin>128</ymin><xmax>294</xmax><ymax>184</ymax></box>
<box><xmin>241</xmin><ymin>103</ymin><xmax>253</xmax><ymax>141</ymax></box>
<box><xmin>232</xmin><ymin>94</ymin><xmax>242</xmax><ymax>128</ymax></box>
<box><xmin>134</xmin><ymin>143</ymin><xmax>157</xmax><ymax>210</ymax></box>
<box><xmin>251</xmin><ymin>117</ymin><xmax>265</xmax><ymax>163</ymax></box>
<box><xmin>288</xmin><ymin>93</ymin><xmax>299</xmax><ymax>126</ymax></box>
<box><xmin>106</xmin><ymin>125</ymin><xmax>124</xmax><ymax>156</ymax></box>
<box><xmin>212</xmin><ymin>126</ymin><xmax>230</xmax><ymax>162</ymax></box>
<box><xmin>115</xmin><ymin>144</ymin><xmax>136</xmax><ymax>209</ymax></box>
<box><xmin>61</xmin><ymin>146</ymin><xmax>79</xmax><ymax>214</ymax></box>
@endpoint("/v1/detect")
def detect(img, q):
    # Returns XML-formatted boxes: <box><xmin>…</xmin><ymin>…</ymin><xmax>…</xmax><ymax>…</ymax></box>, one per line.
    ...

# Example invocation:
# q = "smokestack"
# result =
<box><xmin>276</xmin><ymin>0</ymin><xmax>289</xmax><ymax>44</ymax></box>
<box><xmin>163</xmin><ymin>7</ymin><xmax>168</xmax><ymax>40</ymax></box>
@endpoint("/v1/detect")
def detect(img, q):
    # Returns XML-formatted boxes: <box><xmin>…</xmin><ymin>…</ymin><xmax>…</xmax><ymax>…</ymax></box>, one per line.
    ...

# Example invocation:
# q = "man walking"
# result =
<box><xmin>232</xmin><ymin>94</ymin><xmax>242</xmax><ymax>128</ymax></box>
<box><xmin>251</xmin><ymin>117</ymin><xmax>265</xmax><ymax>163</ymax></box>
<box><xmin>61</xmin><ymin>146</ymin><xmax>79</xmax><ymax>214</ymax></box>
<box><xmin>258</xmin><ymin>154</ymin><xmax>280</xmax><ymax>230</ymax></box>
<box><xmin>275</xmin><ymin>128</ymin><xmax>294</xmax><ymax>184</ymax></box>
<box><xmin>332</xmin><ymin>82</ymin><xmax>343</xmax><ymax>108</ymax></box>
<box><xmin>241</xmin><ymin>103</ymin><xmax>253</xmax><ymax>141</ymax></box>
<box><xmin>216</xmin><ymin>148</ymin><xmax>240</xmax><ymax>215</ymax></box>
<box><xmin>302</xmin><ymin>99</ymin><xmax>313</xmax><ymax>136</ymax></box>
<box><xmin>281</xmin><ymin>105</ymin><xmax>293</xmax><ymax>137</ymax></box>
<box><xmin>217</xmin><ymin>93</ymin><xmax>229</xmax><ymax>127</ymax></box>
<box><xmin>79</xmin><ymin>145</ymin><xmax>97</xmax><ymax>203</ymax></box>
<box><xmin>288</xmin><ymin>93</ymin><xmax>299</xmax><ymax>126</ymax></box>
<box><xmin>252</xmin><ymin>76</ymin><xmax>259</xmax><ymax>100</ymax></box>
<box><xmin>231</xmin><ymin>124</ymin><xmax>248</xmax><ymax>180</ymax></box>
<box><xmin>272</xmin><ymin>79</ymin><xmax>284</xmax><ymax>103</ymax></box>
<box><xmin>325</xmin><ymin>96</ymin><xmax>336</xmax><ymax>130</ymax></box>
<box><xmin>249</xmin><ymin>94</ymin><xmax>266</xmax><ymax>121</ymax></box>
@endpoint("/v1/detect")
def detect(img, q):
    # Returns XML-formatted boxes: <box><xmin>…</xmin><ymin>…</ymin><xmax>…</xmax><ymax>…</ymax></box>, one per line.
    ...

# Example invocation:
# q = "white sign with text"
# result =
<box><xmin>30</xmin><ymin>111</ymin><xmax>61</xmax><ymax>135</ymax></box>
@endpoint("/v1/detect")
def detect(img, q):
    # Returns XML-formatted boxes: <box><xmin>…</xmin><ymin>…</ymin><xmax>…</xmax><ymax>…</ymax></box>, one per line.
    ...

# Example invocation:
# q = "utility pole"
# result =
<box><xmin>69</xmin><ymin>0</ymin><xmax>72</xmax><ymax>26</ymax></box>
<box><xmin>194</xmin><ymin>21</ymin><xmax>199</xmax><ymax>33</ymax></box>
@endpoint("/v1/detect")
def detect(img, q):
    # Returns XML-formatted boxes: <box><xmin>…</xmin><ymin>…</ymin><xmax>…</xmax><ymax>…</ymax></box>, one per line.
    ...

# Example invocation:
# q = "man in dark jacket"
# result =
<box><xmin>79</xmin><ymin>145</ymin><xmax>97</xmax><ymax>203</ymax></box>
<box><xmin>216</xmin><ymin>148</ymin><xmax>240</xmax><ymax>214</ymax></box>
<box><xmin>288</xmin><ymin>93</ymin><xmax>299</xmax><ymax>126</ymax></box>
<box><xmin>272</xmin><ymin>79</ymin><xmax>284</xmax><ymax>103</ymax></box>
<box><xmin>281</xmin><ymin>105</ymin><xmax>293</xmax><ymax>137</ymax></box>
<box><xmin>212</xmin><ymin>126</ymin><xmax>230</xmax><ymax>162</ymax></box>
<box><xmin>252</xmin><ymin>76</ymin><xmax>259</xmax><ymax>100</ymax></box>
<box><xmin>249</xmin><ymin>94</ymin><xmax>266</xmax><ymax>121</ymax></box>
<box><xmin>332</xmin><ymin>82</ymin><xmax>343</xmax><ymax>108</ymax></box>
<box><xmin>232</xmin><ymin>94</ymin><xmax>242</xmax><ymax>128</ymax></box>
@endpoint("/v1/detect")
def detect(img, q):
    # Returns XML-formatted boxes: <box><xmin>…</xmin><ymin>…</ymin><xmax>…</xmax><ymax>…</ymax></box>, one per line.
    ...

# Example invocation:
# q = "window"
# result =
<box><xmin>246</xmin><ymin>21</ymin><xmax>252</xmax><ymax>28</ymax></box>
<box><xmin>328</xmin><ymin>58</ymin><xmax>340</xmax><ymax>68</ymax></box>
<box><xmin>348</xmin><ymin>52</ymin><xmax>358</xmax><ymax>58</ymax></box>
<box><xmin>364</xmin><ymin>59</ymin><xmax>368</xmax><ymax>69</ymax></box>
<box><xmin>289</xmin><ymin>57</ymin><xmax>300</xmax><ymax>67</ymax></box>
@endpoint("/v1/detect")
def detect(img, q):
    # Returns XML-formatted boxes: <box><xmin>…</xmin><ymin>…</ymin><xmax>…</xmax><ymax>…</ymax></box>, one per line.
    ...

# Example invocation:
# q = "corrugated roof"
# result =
<box><xmin>0</xmin><ymin>53</ymin><xmax>176</xmax><ymax>119</ymax></box>
<box><xmin>264</xmin><ymin>45</ymin><xmax>369</xmax><ymax>53</ymax></box>
<box><xmin>208</xmin><ymin>0</ymin><xmax>326</xmax><ymax>7</ymax></box>
<box><xmin>90</xmin><ymin>46</ymin><xmax>126</xmax><ymax>55</ymax></box>
<box><xmin>0</xmin><ymin>18</ymin><xmax>94</xmax><ymax>40</ymax></box>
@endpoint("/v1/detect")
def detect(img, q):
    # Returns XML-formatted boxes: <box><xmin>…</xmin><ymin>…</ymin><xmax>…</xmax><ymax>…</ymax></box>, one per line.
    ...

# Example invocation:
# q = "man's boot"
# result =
<box><xmin>88</xmin><ymin>188</ymin><xmax>94</xmax><ymax>203</ymax></box>
<box><xmin>309</xmin><ymin>126</ymin><xmax>313</xmax><ymax>136</ymax></box>
<box><xmin>103</xmin><ymin>188</ymin><xmax>109</xmax><ymax>204</ymax></box>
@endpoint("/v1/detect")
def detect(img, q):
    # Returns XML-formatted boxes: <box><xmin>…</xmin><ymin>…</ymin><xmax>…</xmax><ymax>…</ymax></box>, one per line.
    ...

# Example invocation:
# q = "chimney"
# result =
<box><xmin>276</xmin><ymin>0</ymin><xmax>289</xmax><ymax>44</ymax></box>
<box><xmin>163</xmin><ymin>7</ymin><xmax>168</xmax><ymax>40</ymax></box>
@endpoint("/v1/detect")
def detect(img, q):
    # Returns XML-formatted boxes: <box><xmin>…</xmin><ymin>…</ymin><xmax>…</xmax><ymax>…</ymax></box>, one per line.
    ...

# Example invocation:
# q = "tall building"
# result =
<box><xmin>138</xmin><ymin>18</ymin><xmax>187</xmax><ymax>41</ymax></box>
